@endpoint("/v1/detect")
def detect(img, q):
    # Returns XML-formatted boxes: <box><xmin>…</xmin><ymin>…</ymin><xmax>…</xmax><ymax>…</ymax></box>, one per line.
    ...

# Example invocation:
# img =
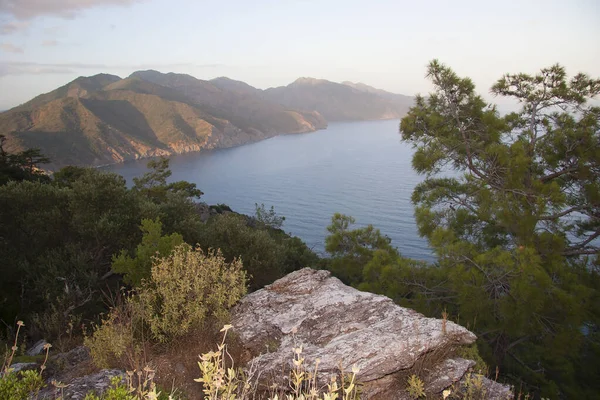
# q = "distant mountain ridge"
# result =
<box><xmin>0</xmin><ymin>72</ymin><xmax>413</xmax><ymax>170</ymax></box>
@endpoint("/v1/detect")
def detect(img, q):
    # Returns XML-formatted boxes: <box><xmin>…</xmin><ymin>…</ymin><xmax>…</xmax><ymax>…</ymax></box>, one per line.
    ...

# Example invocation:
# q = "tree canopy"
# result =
<box><xmin>397</xmin><ymin>60</ymin><xmax>600</xmax><ymax>398</ymax></box>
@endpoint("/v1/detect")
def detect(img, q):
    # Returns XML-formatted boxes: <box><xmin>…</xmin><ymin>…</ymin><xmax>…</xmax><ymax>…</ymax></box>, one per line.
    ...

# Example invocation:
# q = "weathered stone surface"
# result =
<box><xmin>467</xmin><ymin>375</ymin><xmax>514</xmax><ymax>400</ymax></box>
<box><xmin>231</xmin><ymin>268</ymin><xmax>505</xmax><ymax>398</ymax></box>
<box><xmin>51</xmin><ymin>346</ymin><xmax>91</xmax><ymax>370</ymax></box>
<box><xmin>38</xmin><ymin>369</ymin><xmax>124</xmax><ymax>400</ymax></box>
<box><xmin>6</xmin><ymin>362</ymin><xmax>37</xmax><ymax>373</ymax></box>
<box><xmin>423</xmin><ymin>358</ymin><xmax>476</xmax><ymax>394</ymax></box>
<box><xmin>26</xmin><ymin>339</ymin><xmax>49</xmax><ymax>356</ymax></box>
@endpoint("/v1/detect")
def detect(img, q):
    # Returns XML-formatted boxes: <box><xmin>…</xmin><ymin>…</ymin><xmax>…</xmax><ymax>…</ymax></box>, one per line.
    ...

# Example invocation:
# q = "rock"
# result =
<box><xmin>26</xmin><ymin>339</ymin><xmax>48</xmax><ymax>356</ymax></box>
<box><xmin>38</xmin><ymin>369</ymin><xmax>124</xmax><ymax>400</ymax></box>
<box><xmin>231</xmin><ymin>268</ymin><xmax>513</xmax><ymax>399</ymax></box>
<box><xmin>457</xmin><ymin>373</ymin><xmax>514</xmax><ymax>400</ymax></box>
<box><xmin>51</xmin><ymin>346</ymin><xmax>91</xmax><ymax>370</ymax></box>
<box><xmin>363</xmin><ymin>358</ymin><xmax>476</xmax><ymax>399</ymax></box>
<box><xmin>480</xmin><ymin>376</ymin><xmax>514</xmax><ymax>400</ymax></box>
<box><xmin>195</xmin><ymin>202</ymin><xmax>212</xmax><ymax>222</ymax></box>
<box><xmin>5</xmin><ymin>362</ymin><xmax>37</xmax><ymax>374</ymax></box>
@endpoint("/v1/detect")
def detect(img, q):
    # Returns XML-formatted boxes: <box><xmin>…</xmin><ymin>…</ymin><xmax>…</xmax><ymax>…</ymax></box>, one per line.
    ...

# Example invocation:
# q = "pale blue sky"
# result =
<box><xmin>0</xmin><ymin>0</ymin><xmax>598</xmax><ymax>110</ymax></box>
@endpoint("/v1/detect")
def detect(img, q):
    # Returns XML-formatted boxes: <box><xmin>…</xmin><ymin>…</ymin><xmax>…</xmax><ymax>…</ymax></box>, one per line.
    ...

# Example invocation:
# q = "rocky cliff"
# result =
<box><xmin>232</xmin><ymin>268</ymin><xmax>513</xmax><ymax>399</ymax></box>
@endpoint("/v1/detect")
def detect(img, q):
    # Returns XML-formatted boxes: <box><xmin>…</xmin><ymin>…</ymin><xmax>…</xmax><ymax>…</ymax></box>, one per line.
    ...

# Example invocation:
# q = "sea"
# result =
<box><xmin>104</xmin><ymin>119</ymin><xmax>435</xmax><ymax>262</ymax></box>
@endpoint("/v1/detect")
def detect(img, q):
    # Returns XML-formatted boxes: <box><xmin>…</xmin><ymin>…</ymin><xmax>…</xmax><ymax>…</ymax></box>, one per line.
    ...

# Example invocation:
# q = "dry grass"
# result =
<box><xmin>151</xmin><ymin>323</ymin><xmax>246</xmax><ymax>399</ymax></box>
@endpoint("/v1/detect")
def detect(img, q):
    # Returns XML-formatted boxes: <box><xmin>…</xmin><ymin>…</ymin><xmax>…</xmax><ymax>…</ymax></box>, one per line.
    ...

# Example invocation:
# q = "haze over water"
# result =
<box><xmin>106</xmin><ymin>119</ymin><xmax>434</xmax><ymax>262</ymax></box>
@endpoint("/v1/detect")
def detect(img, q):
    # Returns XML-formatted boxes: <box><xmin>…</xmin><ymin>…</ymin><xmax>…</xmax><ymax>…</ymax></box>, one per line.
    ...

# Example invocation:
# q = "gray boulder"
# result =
<box><xmin>26</xmin><ymin>339</ymin><xmax>49</xmax><ymax>356</ymax></box>
<box><xmin>231</xmin><ymin>268</ymin><xmax>512</xmax><ymax>399</ymax></box>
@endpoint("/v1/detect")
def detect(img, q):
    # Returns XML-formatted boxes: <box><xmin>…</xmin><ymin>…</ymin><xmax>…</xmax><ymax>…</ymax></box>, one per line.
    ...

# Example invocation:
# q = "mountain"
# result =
<box><xmin>342</xmin><ymin>81</ymin><xmax>414</xmax><ymax>103</ymax></box>
<box><xmin>0</xmin><ymin>72</ymin><xmax>412</xmax><ymax>170</ymax></box>
<box><xmin>12</xmin><ymin>74</ymin><xmax>122</xmax><ymax>112</ymax></box>
<box><xmin>129</xmin><ymin>71</ymin><xmax>327</xmax><ymax>137</ymax></box>
<box><xmin>1</xmin><ymin>75</ymin><xmax>289</xmax><ymax>170</ymax></box>
<box><xmin>0</xmin><ymin>73</ymin><xmax>326</xmax><ymax>170</ymax></box>
<box><xmin>263</xmin><ymin>78</ymin><xmax>413</xmax><ymax>121</ymax></box>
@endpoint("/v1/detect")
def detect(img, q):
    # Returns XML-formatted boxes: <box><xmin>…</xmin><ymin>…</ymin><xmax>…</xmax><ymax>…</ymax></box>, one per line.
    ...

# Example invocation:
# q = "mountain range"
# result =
<box><xmin>0</xmin><ymin>72</ymin><xmax>413</xmax><ymax>170</ymax></box>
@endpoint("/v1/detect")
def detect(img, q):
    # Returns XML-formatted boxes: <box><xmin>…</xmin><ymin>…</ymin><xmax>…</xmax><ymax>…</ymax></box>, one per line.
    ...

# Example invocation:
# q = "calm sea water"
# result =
<box><xmin>105</xmin><ymin>119</ymin><xmax>434</xmax><ymax>262</ymax></box>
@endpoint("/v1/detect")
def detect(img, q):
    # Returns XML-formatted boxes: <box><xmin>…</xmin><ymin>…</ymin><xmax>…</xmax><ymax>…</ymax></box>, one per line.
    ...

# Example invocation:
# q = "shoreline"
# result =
<box><xmin>93</xmin><ymin>117</ymin><xmax>401</xmax><ymax>171</ymax></box>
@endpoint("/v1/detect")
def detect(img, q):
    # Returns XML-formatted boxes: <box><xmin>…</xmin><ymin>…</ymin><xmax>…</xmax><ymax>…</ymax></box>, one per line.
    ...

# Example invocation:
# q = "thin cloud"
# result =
<box><xmin>0</xmin><ymin>61</ymin><xmax>228</xmax><ymax>77</ymax></box>
<box><xmin>0</xmin><ymin>42</ymin><xmax>24</xmax><ymax>53</ymax></box>
<box><xmin>44</xmin><ymin>25</ymin><xmax>64</xmax><ymax>34</ymax></box>
<box><xmin>42</xmin><ymin>39</ymin><xmax>58</xmax><ymax>46</ymax></box>
<box><xmin>0</xmin><ymin>0</ymin><xmax>145</xmax><ymax>20</ymax></box>
<box><xmin>0</xmin><ymin>20</ymin><xmax>30</xmax><ymax>34</ymax></box>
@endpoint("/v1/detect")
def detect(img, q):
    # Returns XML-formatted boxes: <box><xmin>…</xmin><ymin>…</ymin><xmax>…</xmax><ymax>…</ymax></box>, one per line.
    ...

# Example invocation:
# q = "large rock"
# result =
<box><xmin>231</xmin><ymin>268</ymin><xmax>512</xmax><ymax>399</ymax></box>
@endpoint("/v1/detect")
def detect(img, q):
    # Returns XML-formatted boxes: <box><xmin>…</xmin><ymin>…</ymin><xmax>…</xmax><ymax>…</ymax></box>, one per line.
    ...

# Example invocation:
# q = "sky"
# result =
<box><xmin>0</xmin><ymin>0</ymin><xmax>599</xmax><ymax>110</ymax></box>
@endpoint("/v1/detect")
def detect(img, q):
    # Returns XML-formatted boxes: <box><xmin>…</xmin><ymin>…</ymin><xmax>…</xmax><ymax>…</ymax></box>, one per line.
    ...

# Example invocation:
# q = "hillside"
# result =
<box><xmin>264</xmin><ymin>77</ymin><xmax>413</xmax><ymax>121</ymax></box>
<box><xmin>130</xmin><ymin>70</ymin><xmax>327</xmax><ymax>136</ymax></box>
<box><xmin>0</xmin><ymin>72</ymin><xmax>412</xmax><ymax>169</ymax></box>
<box><xmin>0</xmin><ymin>80</ymin><xmax>270</xmax><ymax>170</ymax></box>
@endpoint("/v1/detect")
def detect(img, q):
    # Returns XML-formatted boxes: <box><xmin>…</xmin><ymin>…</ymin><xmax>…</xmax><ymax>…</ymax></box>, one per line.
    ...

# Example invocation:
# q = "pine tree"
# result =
<box><xmin>399</xmin><ymin>60</ymin><xmax>600</xmax><ymax>397</ymax></box>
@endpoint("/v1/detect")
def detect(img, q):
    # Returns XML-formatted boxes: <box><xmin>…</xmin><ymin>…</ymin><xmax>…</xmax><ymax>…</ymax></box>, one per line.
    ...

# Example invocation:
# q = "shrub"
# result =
<box><xmin>198</xmin><ymin>213</ymin><xmax>287</xmax><ymax>290</ymax></box>
<box><xmin>138</xmin><ymin>245</ymin><xmax>247</xmax><ymax>342</ymax></box>
<box><xmin>0</xmin><ymin>321</ymin><xmax>47</xmax><ymax>400</ymax></box>
<box><xmin>254</xmin><ymin>203</ymin><xmax>285</xmax><ymax>229</ymax></box>
<box><xmin>112</xmin><ymin>218</ymin><xmax>184</xmax><ymax>287</ymax></box>
<box><xmin>0</xmin><ymin>370</ymin><xmax>44</xmax><ymax>400</ymax></box>
<box><xmin>84</xmin><ymin>299</ymin><xmax>144</xmax><ymax>370</ymax></box>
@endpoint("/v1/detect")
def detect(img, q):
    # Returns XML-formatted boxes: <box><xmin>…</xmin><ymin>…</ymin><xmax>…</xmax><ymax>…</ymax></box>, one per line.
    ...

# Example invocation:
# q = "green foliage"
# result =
<box><xmin>112</xmin><ymin>219</ymin><xmax>184</xmax><ymax>286</ymax></box>
<box><xmin>398</xmin><ymin>60</ymin><xmax>600</xmax><ymax>397</ymax></box>
<box><xmin>254</xmin><ymin>203</ymin><xmax>285</xmax><ymax>229</ymax></box>
<box><xmin>198</xmin><ymin>213</ymin><xmax>317</xmax><ymax>290</ymax></box>
<box><xmin>0</xmin><ymin>159</ymin><xmax>204</xmax><ymax>337</ymax></box>
<box><xmin>85</xmin><ymin>298</ymin><xmax>143</xmax><ymax>369</ymax></box>
<box><xmin>137</xmin><ymin>245</ymin><xmax>247</xmax><ymax>342</ymax></box>
<box><xmin>325</xmin><ymin>213</ymin><xmax>399</xmax><ymax>286</ymax></box>
<box><xmin>0</xmin><ymin>135</ymin><xmax>50</xmax><ymax>186</ymax></box>
<box><xmin>456</xmin><ymin>344</ymin><xmax>488</xmax><ymax>375</ymax></box>
<box><xmin>0</xmin><ymin>370</ymin><xmax>44</xmax><ymax>400</ymax></box>
<box><xmin>133</xmin><ymin>157</ymin><xmax>203</xmax><ymax>201</ymax></box>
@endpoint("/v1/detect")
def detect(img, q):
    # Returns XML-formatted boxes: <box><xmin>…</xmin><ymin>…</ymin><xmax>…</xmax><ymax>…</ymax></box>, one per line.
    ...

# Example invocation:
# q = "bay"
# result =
<box><xmin>105</xmin><ymin>119</ymin><xmax>434</xmax><ymax>262</ymax></box>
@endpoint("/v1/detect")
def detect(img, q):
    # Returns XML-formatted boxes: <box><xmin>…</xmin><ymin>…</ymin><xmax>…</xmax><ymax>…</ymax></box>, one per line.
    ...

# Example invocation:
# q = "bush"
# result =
<box><xmin>112</xmin><ymin>219</ymin><xmax>184</xmax><ymax>287</ymax></box>
<box><xmin>0</xmin><ymin>370</ymin><xmax>44</xmax><ymax>400</ymax></box>
<box><xmin>198</xmin><ymin>213</ymin><xmax>316</xmax><ymax>290</ymax></box>
<box><xmin>138</xmin><ymin>245</ymin><xmax>247</xmax><ymax>342</ymax></box>
<box><xmin>85</xmin><ymin>299</ymin><xmax>144</xmax><ymax>370</ymax></box>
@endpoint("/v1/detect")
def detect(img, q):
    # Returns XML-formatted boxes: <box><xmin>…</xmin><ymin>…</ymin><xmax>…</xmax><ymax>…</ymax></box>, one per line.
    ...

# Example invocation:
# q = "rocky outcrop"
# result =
<box><xmin>231</xmin><ymin>268</ymin><xmax>512</xmax><ymax>399</ymax></box>
<box><xmin>38</xmin><ymin>369</ymin><xmax>124</xmax><ymax>400</ymax></box>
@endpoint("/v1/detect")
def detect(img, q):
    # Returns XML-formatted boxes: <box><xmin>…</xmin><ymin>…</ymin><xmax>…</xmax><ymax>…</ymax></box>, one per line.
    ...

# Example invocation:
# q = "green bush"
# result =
<box><xmin>0</xmin><ymin>370</ymin><xmax>44</xmax><ymax>400</ymax></box>
<box><xmin>198</xmin><ymin>213</ymin><xmax>318</xmax><ymax>290</ymax></box>
<box><xmin>137</xmin><ymin>245</ymin><xmax>247</xmax><ymax>342</ymax></box>
<box><xmin>84</xmin><ymin>300</ymin><xmax>143</xmax><ymax>370</ymax></box>
<box><xmin>112</xmin><ymin>219</ymin><xmax>184</xmax><ymax>286</ymax></box>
